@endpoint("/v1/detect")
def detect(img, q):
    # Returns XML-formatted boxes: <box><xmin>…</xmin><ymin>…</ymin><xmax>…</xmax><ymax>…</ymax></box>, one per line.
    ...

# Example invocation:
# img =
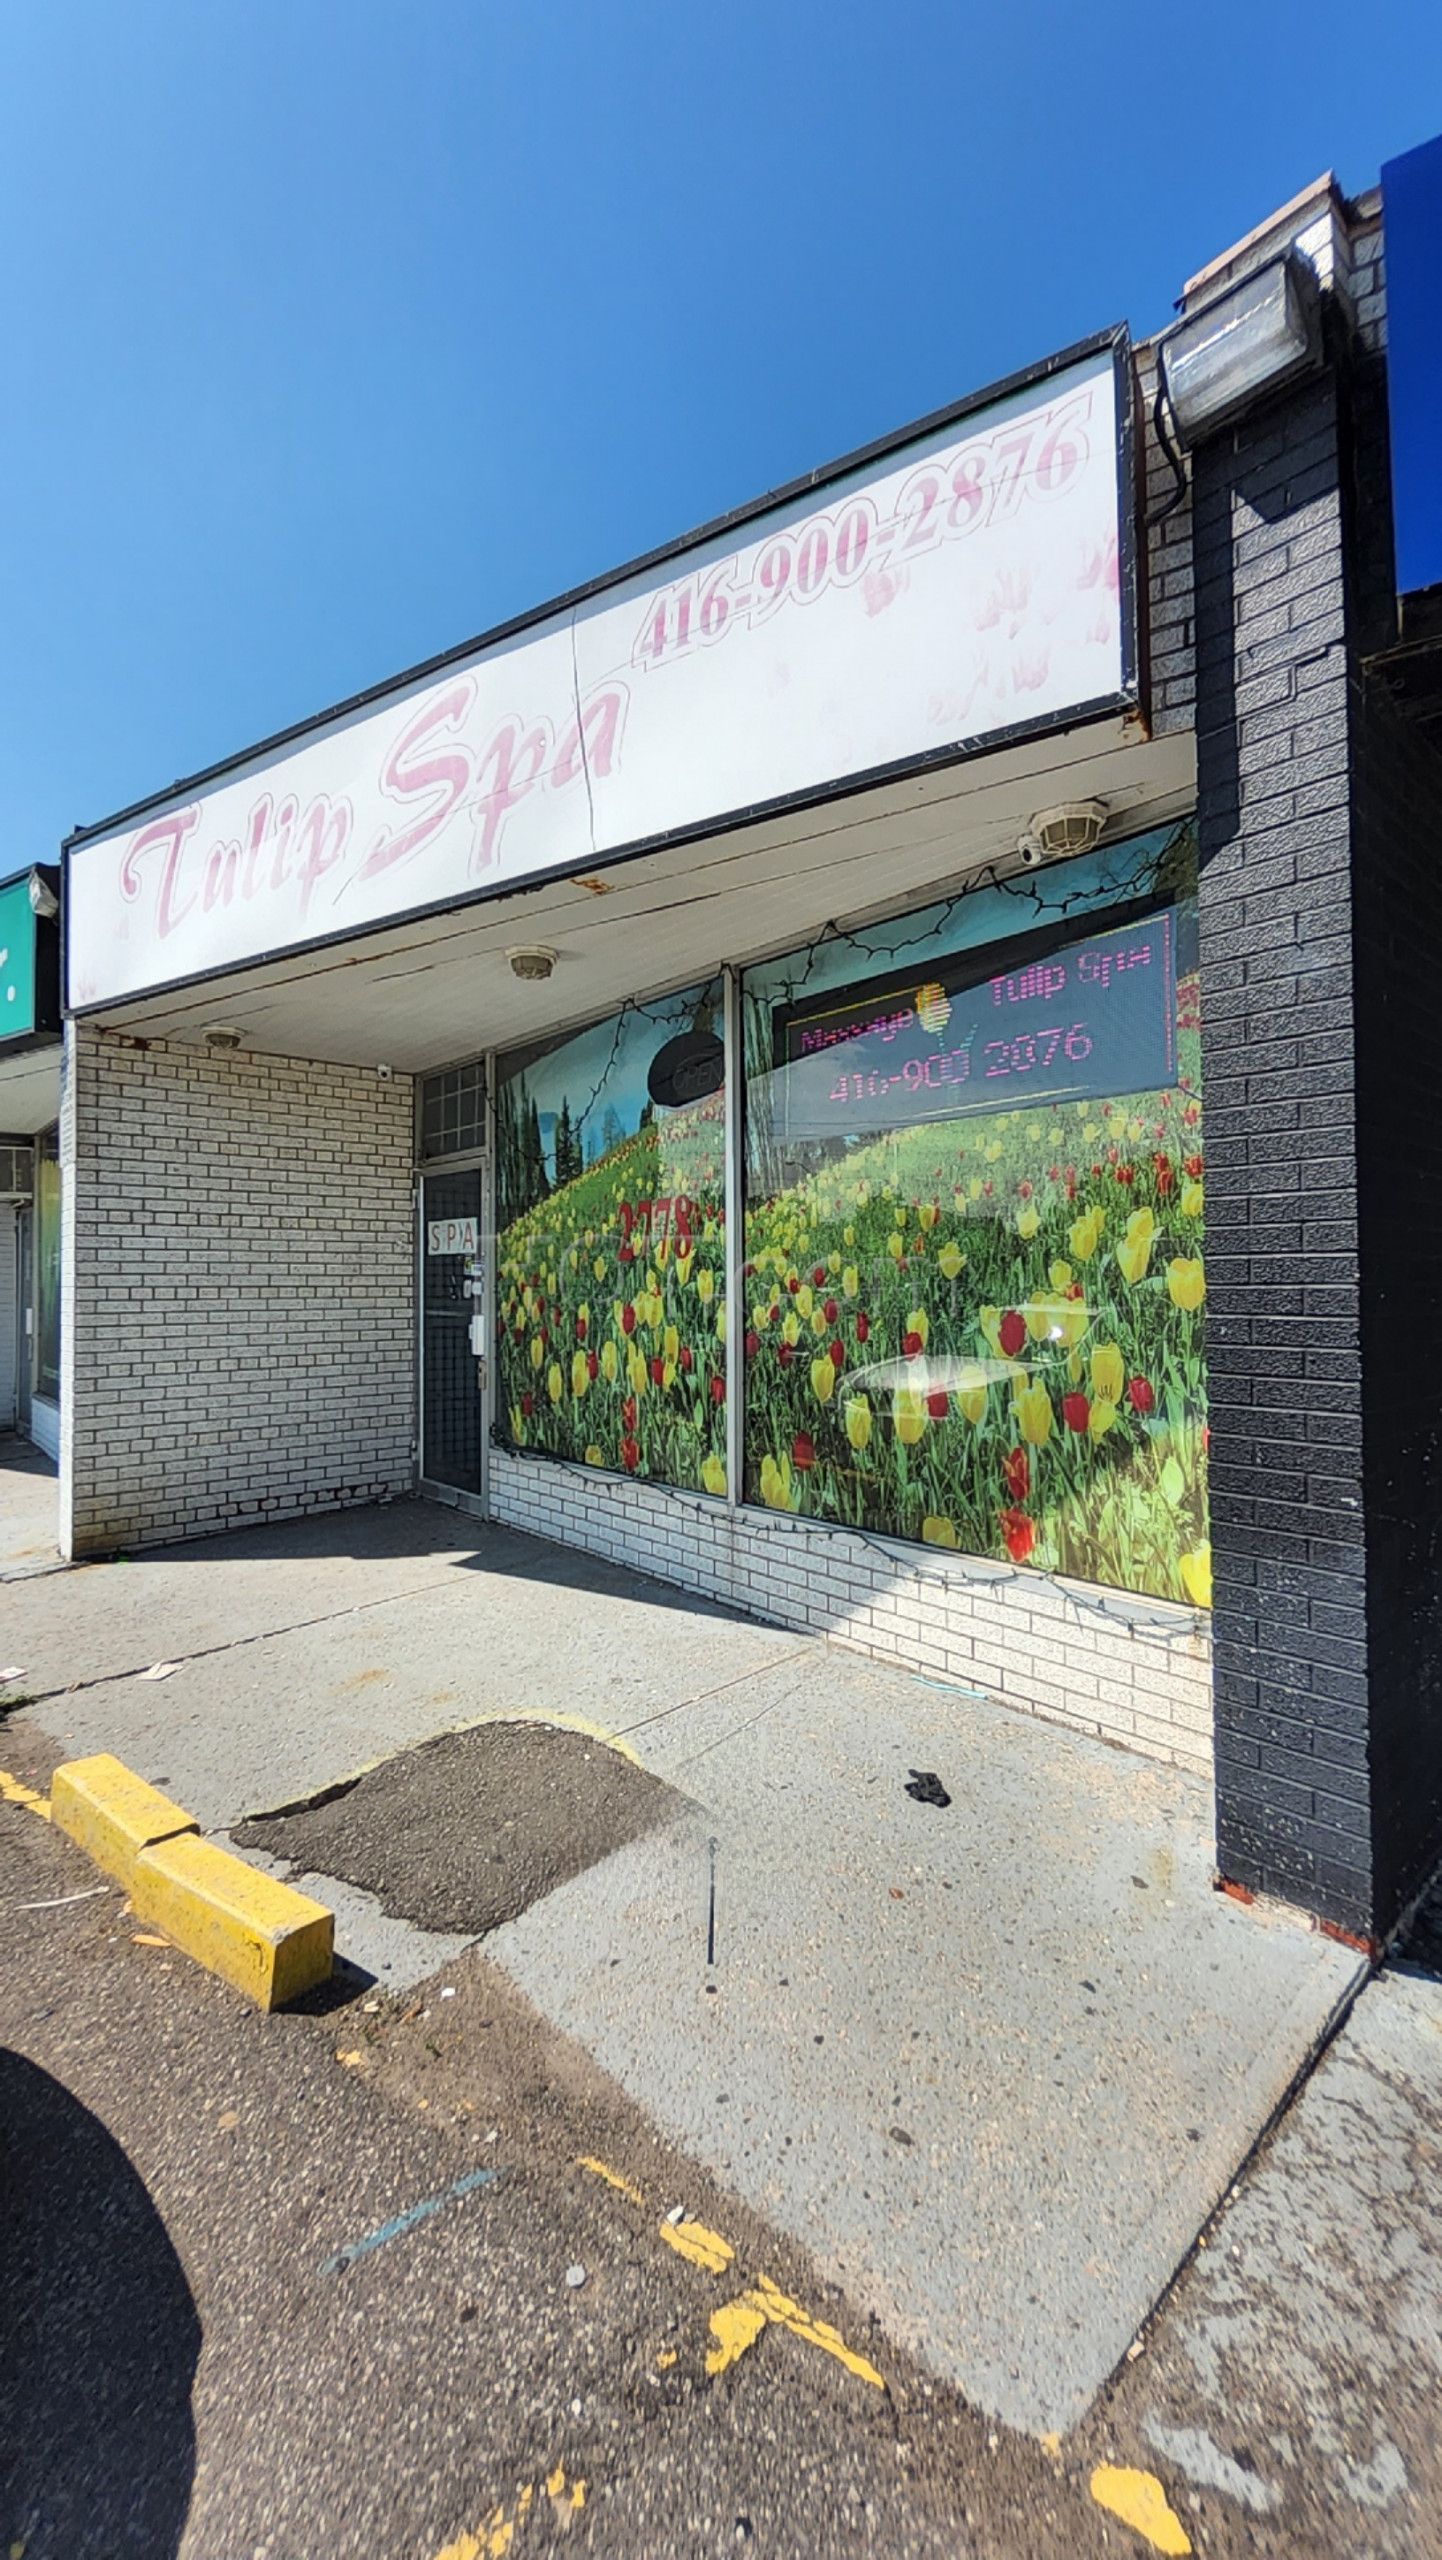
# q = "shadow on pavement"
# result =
<box><xmin>0</xmin><ymin>2051</ymin><xmax>199</xmax><ymax>2558</ymax></box>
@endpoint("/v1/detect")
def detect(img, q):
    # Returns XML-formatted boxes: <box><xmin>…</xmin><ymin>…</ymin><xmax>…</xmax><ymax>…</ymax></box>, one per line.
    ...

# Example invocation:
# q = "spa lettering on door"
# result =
<box><xmin>117</xmin><ymin>677</ymin><xmax>629</xmax><ymax>944</ymax></box>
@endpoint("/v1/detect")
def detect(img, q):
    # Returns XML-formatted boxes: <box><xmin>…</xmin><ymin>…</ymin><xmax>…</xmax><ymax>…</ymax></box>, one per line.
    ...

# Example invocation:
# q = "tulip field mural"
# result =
<box><xmin>495</xmin><ymin>823</ymin><xmax>1208</xmax><ymax>1608</ymax></box>
<box><xmin>741</xmin><ymin>823</ymin><xmax>1208</xmax><ymax>1606</ymax></box>
<box><xmin>495</xmin><ymin>982</ymin><xmax>728</xmax><ymax>1496</ymax></box>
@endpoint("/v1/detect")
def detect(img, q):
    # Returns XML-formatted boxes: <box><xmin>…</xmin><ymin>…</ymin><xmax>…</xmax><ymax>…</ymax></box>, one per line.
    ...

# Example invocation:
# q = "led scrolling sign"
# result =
<box><xmin>774</xmin><ymin>908</ymin><xmax>1178</xmax><ymax>1141</ymax></box>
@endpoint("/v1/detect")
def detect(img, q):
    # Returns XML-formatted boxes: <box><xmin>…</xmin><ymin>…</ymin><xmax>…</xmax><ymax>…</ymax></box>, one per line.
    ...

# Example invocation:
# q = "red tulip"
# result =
<box><xmin>1018</xmin><ymin>1179</ymin><xmax>1033</xmax><ymax>1200</ymax></box>
<box><xmin>812</xmin><ymin>1266</ymin><xmax>826</xmax><ymax>1287</ymax></box>
<box><xmin>777</xmin><ymin>1342</ymin><xmax>795</xmax><ymax>1367</ymax></box>
<box><xmin>621</xmin><ymin>1395</ymin><xmax>638</xmax><ymax>1431</ymax></box>
<box><xmin>926</xmin><ymin>1388</ymin><xmax>950</xmax><ymax>1420</ymax></box>
<box><xmin>1063</xmin><ymin>1392</ymin><xmax>1090</xmax><ymax>1433</ymax></box>
<box><xmin>787</xmin><ymin>1274</ymin><xmax>801</xmax><ymax>1294</ymax></box>
<box><xmin>792</xmin><ymin>1432</ymin><xmax>816</xmax><ymax>1471</ymax></box>
<box><xmin>586</xmin><ymin>1351</ymin><xmax>599</xmax><ymax>1381</ymax></box>
<box><xmin>710</xmin><ymin>1374</ymin><xmax>726</xmax><ymax>1404</ymax></box>
<box><xmin>903</xmin><ymin>1331</ymin><xmax>924</xmax><ymax>1358</ymax></box>
<box><xmin>855</xmin><ymin>1312</ymin><xmax>870</xmax><ymax>1344</ymax></box>
<box><xmin>1128</xmin><ymin>1376</ymin><xmax>1155</xmax><ymax>1414</ymax></box>
<box><xmin>998</xmin><ymin>1309</ymin><xmax>1027</xmax><ymax>1358</ymax></box>
<box><xmin>1114</xmin><ymin>1163</ymin><xmax>1135</xmax><ymax>1185</ymax></box>
<box><xmin>823</xmin><ymin>1297</ymin><xmax>839</xmax><ymax>1325</ymax></box>
<box><xmin>650</xmin><ymin>1356</ymin><xmax>666</xmax><ymax>1385</ymax></box>
<box><xmin>576</xmin><ymin>1312</ymin><xmax>588</xmax><ymax>1340</ymax></box>
<box><xmin>999</xmin><ymin>1507</ymin><xmax>1036</xmax><ymax>1563</ymax></box>
<box><xmin>521</xmin><ymin>1392</ymin><xmax>535</xmax><ymax>1418</ymax></box>
<box><xmin>1185</xmin><ymin>1153</ymin><xmax>1204</xmax><ymax>1178</ymax></box>
<box><xmin>621</xmin><ymin>1435</ymin><xmax>641</xmax><ymax>1473</ymax></box>
<box><xmin>1002</xmin><ymin>1446</ymin><xmax>1030</xmax><ymax>1502</ymax></box>
<box><xmin>680</xmin><ymin>1345</ymin><xmax>694</xmax><ymax>1373</ymax></box>
<box><xmin>829</xmin><ymin>1337</ymin><xmax>846</xmax><ymax>1369</ymax></box>
<box><xmin>744</xmin><ymin>1329</ymin><xmax>761</xmax><ymax>1360</ymax></box>
<box><xmin>621</xmin><ymin>1304</ymin><xmax>637</xmax><ymax>1336</ymax></box>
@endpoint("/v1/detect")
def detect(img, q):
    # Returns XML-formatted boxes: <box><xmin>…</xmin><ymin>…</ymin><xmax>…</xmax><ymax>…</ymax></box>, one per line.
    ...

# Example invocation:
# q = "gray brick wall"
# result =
<box><xmin>61</xmin><ymin>1028</ymin><xmax>415</xmax><ymax>1555</ymax></box>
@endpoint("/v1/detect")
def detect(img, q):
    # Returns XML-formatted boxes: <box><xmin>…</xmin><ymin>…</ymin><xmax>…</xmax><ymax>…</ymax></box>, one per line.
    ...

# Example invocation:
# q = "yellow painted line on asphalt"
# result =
<box><xmin>0</xmin><ymin>1767</ymin><xmax>52</xmax><ymax>1821</ymax></box>
<box><xmin>433</xmin><ymin>2463</ymin><xmax>586</xmax><ymax>2560</ymax></box>
<box><xmin>576</xmin><ymin>2155</ymin><xmax>646</xmax><ymax>2205</ymax></box>
<box><xmin>1089</xmin><ymin>2464</ymin><xmax>1193</xmax><ymax>2554</ymax></box>
<box><xmin>659</xmin><ymin>2216</ymin><xmax>735</xmax><ymax>2274</ymax></box>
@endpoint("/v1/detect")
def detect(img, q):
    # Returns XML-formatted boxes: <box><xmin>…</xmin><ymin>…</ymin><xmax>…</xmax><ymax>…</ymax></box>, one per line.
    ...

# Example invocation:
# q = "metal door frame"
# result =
<box><xmin>416</xmin><ymin>1147</ymin><xmax>491</xmax><ymax>1517</ymax></box>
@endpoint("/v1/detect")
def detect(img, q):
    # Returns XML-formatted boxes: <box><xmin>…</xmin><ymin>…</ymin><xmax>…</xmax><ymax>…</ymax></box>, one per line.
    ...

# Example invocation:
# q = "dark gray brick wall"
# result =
<box><xmin>1193</xmin><ymin>368</ymin><xmax>1374</xmax><ymax>1929</ymax></box>
<box><xmin>1196</xmin><ymin>330</ymin><xmax>1442</xmax><ymax>1940</ymax></box>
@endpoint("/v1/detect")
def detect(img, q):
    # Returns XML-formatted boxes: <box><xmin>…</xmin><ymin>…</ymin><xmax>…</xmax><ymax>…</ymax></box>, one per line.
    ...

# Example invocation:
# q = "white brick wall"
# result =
<box><xmin>60</xmin><ymin>1027</ymin><xmax>415</xmax><ymax>1556</ymax></box>
<box><xmin>491</xmin><ymin>1448</ymin><xmax>1215</xmax><ymax>1774</ymax></box>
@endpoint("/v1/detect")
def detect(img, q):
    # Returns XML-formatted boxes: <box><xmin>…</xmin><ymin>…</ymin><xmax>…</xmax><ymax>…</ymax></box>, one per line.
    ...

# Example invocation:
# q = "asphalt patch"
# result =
<box><xmin>235</xmin><ymin>1720</ymin><xmax>684</xmax><ymax>1937</ymax></box>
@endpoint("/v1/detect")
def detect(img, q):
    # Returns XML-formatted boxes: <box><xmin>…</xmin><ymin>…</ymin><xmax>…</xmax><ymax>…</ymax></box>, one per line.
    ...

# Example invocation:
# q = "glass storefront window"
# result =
<box><xmin>740</xmin><ymin>823</ymin><xmax>1208</xmax><ymax>1606</ymax></box>
<box><xmin>34</xmin><ymin>1124</ymin><xmax>61</xmax><ymax>1404</ymax></box>
<box><xmin>494</xmin><ymin>981</ymin><xmax>727</xmax><ymax>1493</ymax></box>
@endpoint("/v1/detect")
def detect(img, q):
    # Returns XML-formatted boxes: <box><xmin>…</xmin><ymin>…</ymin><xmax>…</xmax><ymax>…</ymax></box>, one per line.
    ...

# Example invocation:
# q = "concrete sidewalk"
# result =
<box><xmin>4</xmin><ymin>1488</ymin><xmax>1363</xmax><ymax>2437</ymax></box>
<box><xmin>0</xmin><ymin>1433</ymin><xmax>60</xmax><ymax>1580</ymax></box>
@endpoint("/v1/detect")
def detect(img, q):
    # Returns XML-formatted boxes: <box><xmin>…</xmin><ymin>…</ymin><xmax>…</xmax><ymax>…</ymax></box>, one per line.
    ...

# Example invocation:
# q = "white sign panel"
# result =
<box><xmin>427</xmin><ymin>1215</ymin><xmax>479</xmax><ymax>1254</ymax></box>
<box><xmin>68</xmin><ymin>346</ymin><xmax>1128</xmax><ymax>1008</ymax></box>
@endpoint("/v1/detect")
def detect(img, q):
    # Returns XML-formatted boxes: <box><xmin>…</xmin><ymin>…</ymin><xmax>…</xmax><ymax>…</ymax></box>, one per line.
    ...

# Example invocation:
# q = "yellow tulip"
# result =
<box><xmin>969</xmin><ymin>1176</ymin><xmax>985</xmax><ymax>1201</ymax></box>
<box><xmin>530</xmin><ymin>1335</ymin><xmax>545</xmax><ymax>1372</ymax></box>
<box><xmin>842</xmin><ymin>1264</ymin><xmax>860</xmax><ymax>1299</ymax></box>
<box><xmin>701</xmin><ymin>1453</ymin><xmax>727</xmax><ymax>1497</ymax></box>
<box><xmin>1088</xmin><ymin>1398</ymin><xmax>1119</xmax><ymax>1441</ymax></box>
<box><xmin>918</xmin><ymin>1202</ymin><xmax>939</xmax><ymax>1232</ymax></box>
<box><xmin>894</xmin><ymin>1387</ymin><xmax>927</xmax><ymax>1446</ymax></box>
<box><xmin>601</xmin><ymin>1340</ymin><xmax>619</xmax><ymax>1383</ymax></box>
<box><xmin>887</xmin><ymin>1232</ymin><xmax>904</xmax><ymax>1262</ymax></box>
<box><xmin>782</xmin><ymin>1312</ymin><xmax>801</xmax><ymax>1347</ymax></box>
<box><xmin>810</xmin><ymin>1356</ymin><xmax>836</xmax><ymax>1404</ymax></box>
<box><xmin>978</xmin><ymin>1305</ymin><xmax>1003</xmax><ymax>1357</ymax></box>
<box><xmin>938</xmin><ymin>1241</ymin><xmax>965</xmax><ymax>1281</ymax></box>
<box><xmin>716</xmin><ymin>1308</ymin><xmax>727</xmax><ymax>1342</ymax></box>
<box><xmin>957</xmin><ymin>1363</ymin><xmax>989</xmax><ymax>1425</ymax></box>
<box><xmin>1049</xmin><ymin>1260</ymin><xmax>1073</xmax><ymax>1290</ymax></box>
<box><xmin>759</xmin><ymin>1453</ymin><xmax>794</xmax><ymax>1512</ymax></box>
<box><xmin>1016</xmin><ymin>1205</ymin><xmax>1040</xmax><ymax>1241</ymax></box>
<box><xmin>1180</xmin><ymin>1543</ymin><xmax>1213</xmax><ymax>1609</ymax></box>
<box><xmin>1090</xmin><ymin>1342</ymin><xmax>1125</xmax><ymax>1404</ymax></box>
<box><xmin>1181</xmin><ymin>1181</ymin><xmax>1204</xmax><ymax>1220</ymax></box>
<box><xmin>1115</xmin><ymin>1207</ymin><xmax>1156</xmax><ymax>1285</ymax></box>
<box><xmin>584</xmin><ymin>1443</ymin><xmax>604</xmax><ymax>1467</ymax></box>
<box><xmin>922</xmin><ymin>1515</ymin><xmax>957</xmax><ymax>1548</ymax></box>
<box><xmin>1015</xmin><ymin>1381</ymin><xmax>1053</xmax><ymax>1446</ymax></box>
<box><xmin>664</xmin><ymin>1323</ymin><xmax>680</xmax><ymax>1365</ymax></box>
<box><xmin>593</xmin><ymin>1256</ymin><xmax>606</xmax><ymax>1281</ymax></box>
<box><xmin>844</xmin><ymin>1395</ymin><xmax>872</xmax><ymax>1451</ymax></box>
<box><xmin>1166</xmin><ymin>1256</ymin><xmax>1206</xmax><ymax>1312</ymax></box>
<box><xmin>796</xmin><ymin>1284</ymin><xmax>814</xmax><ymax>1318</ymax></box>
<box><xmin>844</xmin><ymin>1224</ymin><xmax>857</xmax><ymax>1246</ymax></box>
<box><xmin>811</xmin><ymin>1308</ymin><xmax>828</xmax><ymax>1337</ymax></box>
<box><xmin>571</xmin><ymin>1352</ymin><xmax>589</xmax><ymax>1398</ymax></box>
<box><xmin>547</xmin><ymin>1362</ymin><xmax>563</xmax><ymax>1406</ymax></box>
<box><xmin>696</xmin><ymin>1267</ymin><xmax>715</xmax><ymax>1303</ymax></box>
<box><xmin>1069</xmin><ymin>1206</ymin><xmax>1104</xmax><ymax>1263</ymax></box>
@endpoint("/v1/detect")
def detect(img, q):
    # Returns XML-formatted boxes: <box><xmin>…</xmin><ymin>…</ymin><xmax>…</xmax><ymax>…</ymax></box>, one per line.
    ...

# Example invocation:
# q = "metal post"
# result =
<box><xmin>723</xmin><ymin>965</ymin><xmax>744</xmax><ymax>1508</ymax></box>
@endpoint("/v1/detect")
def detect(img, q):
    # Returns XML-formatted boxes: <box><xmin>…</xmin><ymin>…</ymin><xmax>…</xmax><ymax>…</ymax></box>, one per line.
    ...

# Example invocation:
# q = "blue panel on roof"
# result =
<box><xmin>1383</xmin><ymin>133</ymin><xmax>1442</xmax><ymax>597</ymax></box>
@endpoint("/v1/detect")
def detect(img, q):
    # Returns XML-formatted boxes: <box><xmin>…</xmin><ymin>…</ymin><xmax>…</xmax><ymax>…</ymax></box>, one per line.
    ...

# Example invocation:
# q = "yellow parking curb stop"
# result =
<box><xmin>131</xmin><ymin>1832</ymin><xmax>334</xmax><ymax>2010</ymax></box>
<box><xmin>50</xmin><ymin>1753</ymin><xmax>198</xmax><ymax>1887</ymax></box>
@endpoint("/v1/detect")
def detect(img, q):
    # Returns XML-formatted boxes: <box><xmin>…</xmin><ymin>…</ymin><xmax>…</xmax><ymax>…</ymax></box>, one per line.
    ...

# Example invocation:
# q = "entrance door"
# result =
<box><xmin>15</xmin><ymin>1202</ymin><xmax>32</xmax><ymax>1435</ymax></box>
<box><xmin>420</xmin><ymin>1165</ymin><xmax>487</xmax><ymax>1497</ymax></box>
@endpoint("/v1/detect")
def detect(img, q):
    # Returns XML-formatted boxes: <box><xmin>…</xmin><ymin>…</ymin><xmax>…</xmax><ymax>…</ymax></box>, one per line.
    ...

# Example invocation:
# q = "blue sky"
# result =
<box><xmin>3</xmin><ymin>2</ymin><xmax>1438</xmax><ymax>865</ymax></box>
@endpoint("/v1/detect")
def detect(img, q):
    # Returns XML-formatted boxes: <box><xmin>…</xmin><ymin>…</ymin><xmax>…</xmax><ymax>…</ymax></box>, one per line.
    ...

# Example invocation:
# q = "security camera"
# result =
<box><xmin>1016</xmin><ymin>840</ymin><xmax>1047</xmax><ymax>870</ymax></box>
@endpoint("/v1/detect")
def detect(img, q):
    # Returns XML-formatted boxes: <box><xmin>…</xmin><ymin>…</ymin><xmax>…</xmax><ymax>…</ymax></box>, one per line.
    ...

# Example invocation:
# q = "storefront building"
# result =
<box><xmin>53</xmin><ymin>154</ymin><xmax>1442</xmax><ymax>1951</ymax></box>
<box><xmin>0</xmin><ymin>864</ymin><xmax>63</xmax><ymax>1455</ymax></box>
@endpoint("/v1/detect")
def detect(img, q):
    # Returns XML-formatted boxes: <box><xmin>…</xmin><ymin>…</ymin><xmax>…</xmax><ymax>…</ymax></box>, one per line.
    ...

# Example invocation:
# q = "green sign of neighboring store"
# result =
<box><xmin>0</xmin><ymin>871</ymin><xmax>60</xmax><ymax>1045</ymax></box>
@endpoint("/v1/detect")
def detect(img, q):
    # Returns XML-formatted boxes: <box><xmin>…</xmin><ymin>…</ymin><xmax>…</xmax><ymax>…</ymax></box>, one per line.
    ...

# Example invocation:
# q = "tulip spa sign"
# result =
<box><xmin>66</xmin><ymin>333</ymin><xmax>1135</xmax><ymax>1011</ymax></box>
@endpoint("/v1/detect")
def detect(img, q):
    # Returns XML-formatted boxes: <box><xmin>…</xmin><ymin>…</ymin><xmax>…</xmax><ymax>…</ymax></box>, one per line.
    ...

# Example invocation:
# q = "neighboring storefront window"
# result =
<box><xmin>741</xmin><ymin>823</ymin><xmax>1208</xmax><ymax>1606</ymax></box>
<box><xmin>34</xmin><ymin>1124</ymin><xmax>61</xmax><ymax>1403</ymax></box>
<box><xmin>495</xmin><ymin>982</ymin><xmax>727</xmax><ymax>1491</ymax></box>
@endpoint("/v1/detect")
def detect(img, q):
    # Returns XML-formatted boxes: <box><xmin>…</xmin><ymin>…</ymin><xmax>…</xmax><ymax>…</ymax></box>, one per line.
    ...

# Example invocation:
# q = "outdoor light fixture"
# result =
<box><xmin>507</xmin><ymin>945</ymin><xmax>557</xmax><ymax>982</ymax></box>
<box><xmin>203</xmin><ymin>1024</ymin><xmax>243</xmax><ymax>1050</ymax></box>
<box><xmin>1016</xmin><ymin>800</ymin><xmax>1109</xmax><ymax>868</ymax></box>
<box><xmin>1158</xmin><ymin>248</ymin><xmax>1324</xmax><ymax>448</ymax></box>
<box><xmin>27</xmin><ymin>866</ymin><xmax>59</xmax><ymax>920</ymax></box>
